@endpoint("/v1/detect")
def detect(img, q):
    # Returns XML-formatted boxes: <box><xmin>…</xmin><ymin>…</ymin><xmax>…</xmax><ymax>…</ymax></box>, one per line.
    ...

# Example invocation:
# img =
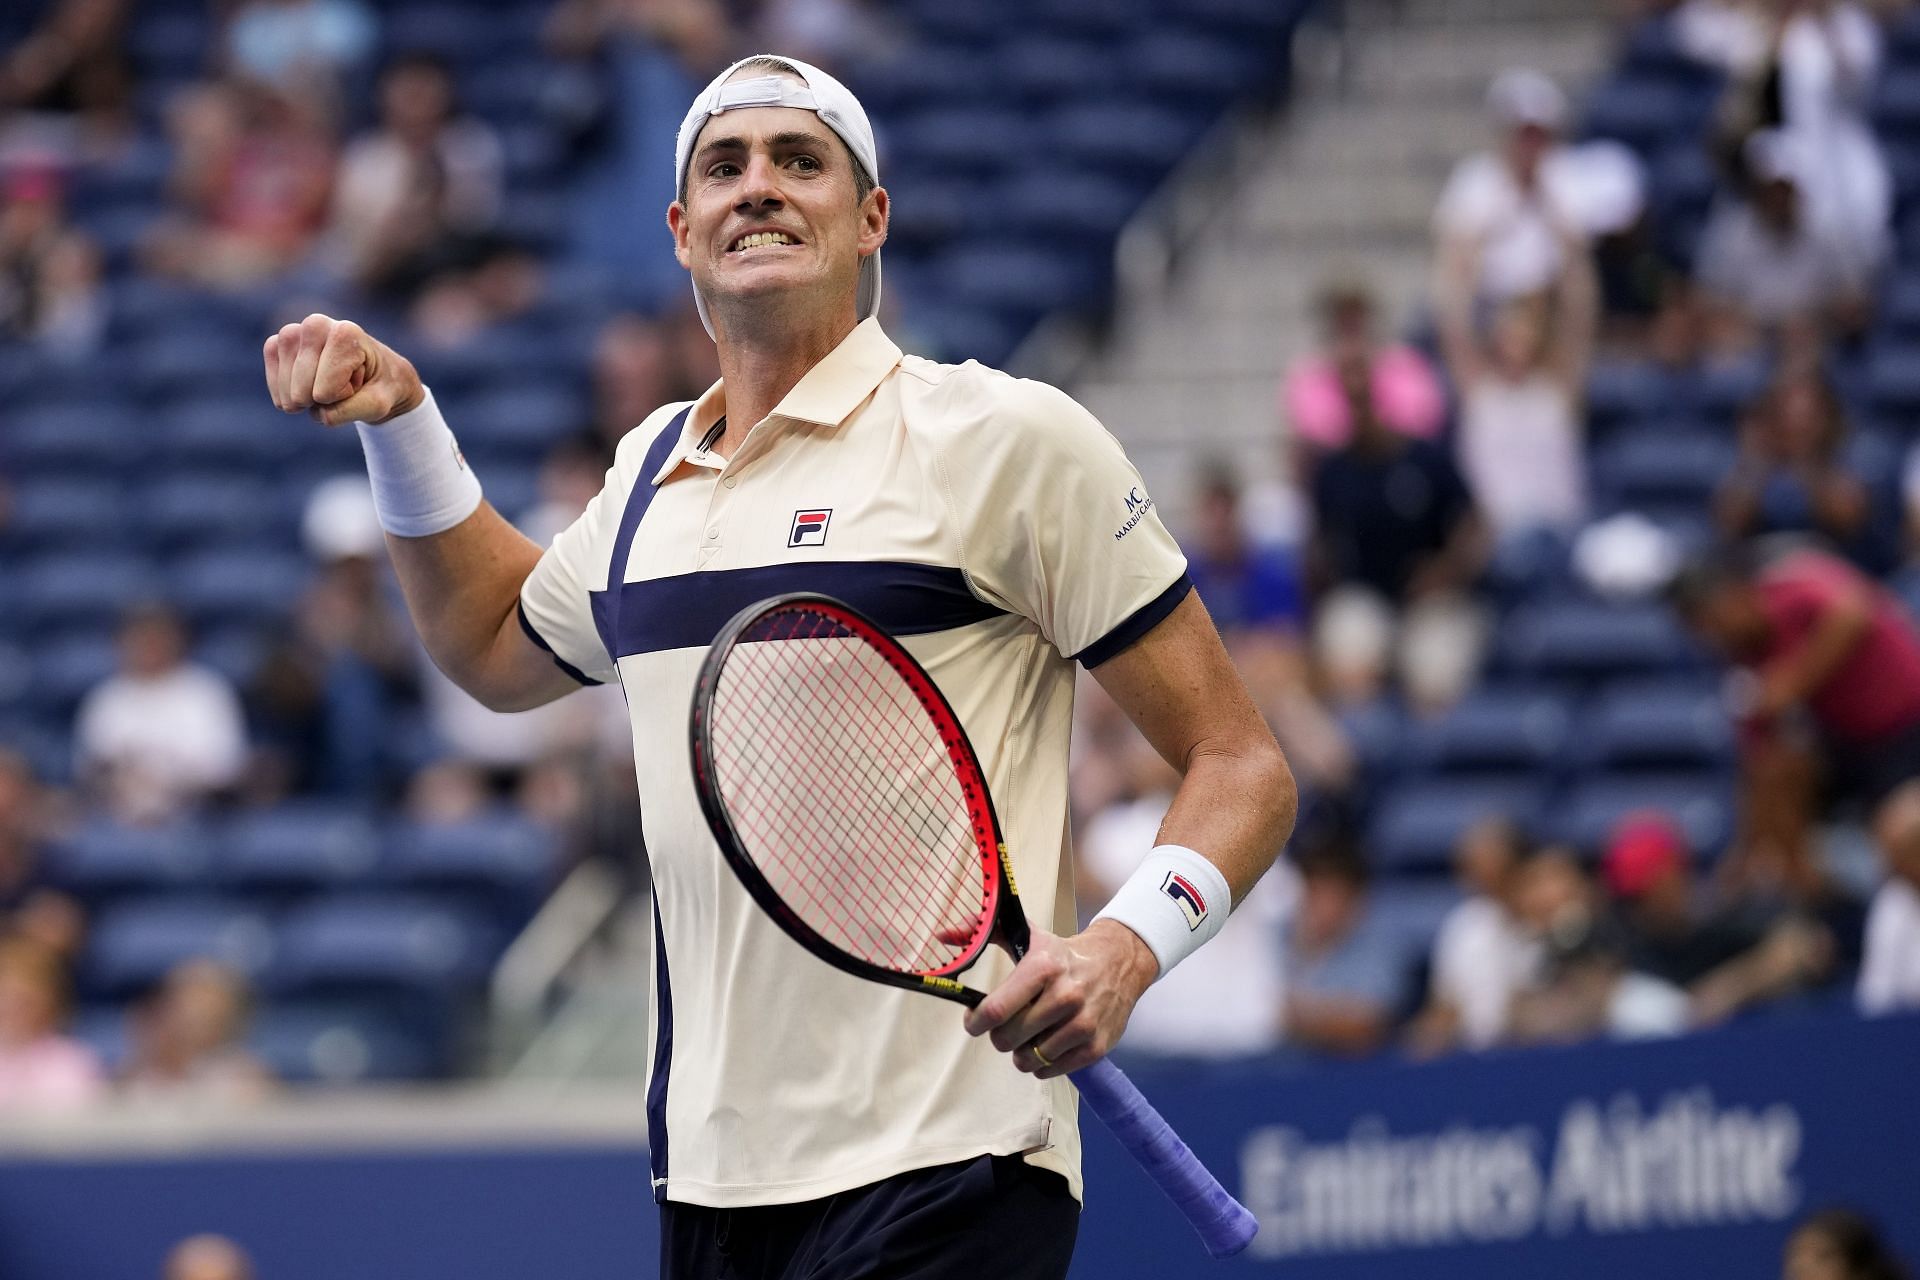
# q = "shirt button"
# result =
<box><xmin>723</xmin><ymin>476</ymin><xmax>737</xmax><ymax>489</ymax></box>
<box><xmin>706</xmin><ymin>527</ymin><xmax>720</xmax><ymax>541</ymax></box>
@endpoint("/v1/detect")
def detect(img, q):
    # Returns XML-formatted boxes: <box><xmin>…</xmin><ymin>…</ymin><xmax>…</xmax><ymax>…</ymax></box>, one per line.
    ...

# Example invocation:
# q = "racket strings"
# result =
<box><xmin>709</xmin><ymin>608</ymin><xmax>993</xmax><ymax>974</ymax></box>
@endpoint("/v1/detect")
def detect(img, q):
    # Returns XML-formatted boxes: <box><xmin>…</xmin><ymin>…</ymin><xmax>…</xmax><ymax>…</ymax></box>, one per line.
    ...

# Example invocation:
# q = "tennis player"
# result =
<box><xmin>263</xmin><ymin>54</ymin><xmax>1295</xmax><ymax>1279</ymax></box>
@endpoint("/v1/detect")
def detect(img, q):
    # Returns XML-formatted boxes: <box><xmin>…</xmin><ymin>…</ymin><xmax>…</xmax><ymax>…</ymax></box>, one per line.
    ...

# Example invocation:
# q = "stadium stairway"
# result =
<box><xmin>1064</xmin><ymin>0</ymin><xmax>1611</xmax><ymax>526</ymax></box>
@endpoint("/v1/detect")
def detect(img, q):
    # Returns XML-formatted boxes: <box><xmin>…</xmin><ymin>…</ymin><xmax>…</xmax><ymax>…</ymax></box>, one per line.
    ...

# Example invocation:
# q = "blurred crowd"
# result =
<box><xmin>1071</xmin><ymin>0</ymin><xmax>1920</xmax><ymax>1067</ymax></box>
<box><xmin>0</xmin><ymin>0</ymin><xmax>892</xmax><ymax>1106</ymax></box>
<box><xmin>9</xmin><ymin>0</ymin><xmax>1920</xmax><ymax>1111</ymax></box>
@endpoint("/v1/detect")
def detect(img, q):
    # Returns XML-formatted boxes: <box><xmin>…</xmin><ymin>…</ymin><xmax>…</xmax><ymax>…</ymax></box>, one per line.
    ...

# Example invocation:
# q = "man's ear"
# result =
<box><xmin>858</xmin><ymin>186</ymin><xmax>889</xmax><ymax>258</ymax></box>
<box><xmin>667</xmin><ymin>201</ymin><xmax>693</xmax><ymax>270</ymax></box>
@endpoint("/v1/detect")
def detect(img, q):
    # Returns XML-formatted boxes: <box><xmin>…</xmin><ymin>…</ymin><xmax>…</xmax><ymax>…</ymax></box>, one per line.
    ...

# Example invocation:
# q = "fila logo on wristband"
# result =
<box><xmin>1161</xmin><ymin>872</ymin><xmax>1208</xmax><ymax>931</ymax></box>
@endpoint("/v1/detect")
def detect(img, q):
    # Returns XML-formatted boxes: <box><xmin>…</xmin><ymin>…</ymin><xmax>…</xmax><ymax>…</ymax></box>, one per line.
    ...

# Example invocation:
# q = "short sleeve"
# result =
<box><xmin>936</xmin><ymin>377</ymin><xmax>1190</xmax><ymax>666</ymax></box>
<box><xmin>519</xmin><ymin>476</ymin><xmax>623</xmax><ymax>686</ymax></box>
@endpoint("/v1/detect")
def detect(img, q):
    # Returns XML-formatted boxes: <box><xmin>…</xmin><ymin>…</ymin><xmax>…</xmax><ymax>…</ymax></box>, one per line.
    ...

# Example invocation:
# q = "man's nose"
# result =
<box><xmin>734</xmin><ymin>153</ymin><xmax>785</xmax><ymax>209</ymax></box>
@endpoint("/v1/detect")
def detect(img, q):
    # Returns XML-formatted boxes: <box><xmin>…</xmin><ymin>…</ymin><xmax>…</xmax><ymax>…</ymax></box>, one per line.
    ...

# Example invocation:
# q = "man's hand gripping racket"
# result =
<box><xmin>688</xmin><ymin>594</ymin><xmax>1257</xmax><ymax>1259</ymax></box>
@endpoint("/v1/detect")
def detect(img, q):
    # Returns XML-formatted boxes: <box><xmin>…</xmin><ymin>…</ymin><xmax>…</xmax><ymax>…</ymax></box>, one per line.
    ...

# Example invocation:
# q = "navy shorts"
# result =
<box><xmin>659</xmin><ymin>1154</ymin><xmax>1079</xmax><ymax>1280</ymax></box>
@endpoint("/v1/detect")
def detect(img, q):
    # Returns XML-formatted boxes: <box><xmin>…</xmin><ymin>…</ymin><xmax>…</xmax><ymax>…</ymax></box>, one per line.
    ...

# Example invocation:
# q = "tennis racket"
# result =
<box><xmin>688</xmin><ymin>592</ymin><xmax>1257</xmax><ymax>1259</ymax></box>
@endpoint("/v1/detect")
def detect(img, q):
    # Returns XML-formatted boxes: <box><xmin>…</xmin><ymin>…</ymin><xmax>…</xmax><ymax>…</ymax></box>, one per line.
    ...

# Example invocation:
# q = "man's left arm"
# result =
<box><xmin>1756</xmin><ymin>569</ymin><xmax>1873</xmax><ymax>718</ymax></box>
<box><xmin>964</xmin><ymin>591</ymin><xmax>1297</xmax><ymax>1078</ymax></box>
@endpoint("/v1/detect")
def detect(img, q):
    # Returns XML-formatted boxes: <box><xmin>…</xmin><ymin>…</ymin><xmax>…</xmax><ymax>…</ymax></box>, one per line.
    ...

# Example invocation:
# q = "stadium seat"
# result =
<box><xmin>1366</xmin><ymin>777</ymin><xmax>1552</xmax><ymax>874</ymax></box>
<box><xmin>1584</xmin><ymin>360</ymin><xmax>1671</xmax><ymax>435</ymax></box>
<box><xmin>1499</xmin><ymin>600</ymin><xmax>1700</xmax><ymax>684</ymax></box>
<box><xmin>1124</xmin><ymin>30</ymin><xmax>1268</xmax><ymax>109</ymax></box>
<box><xmin>142</xmin><ymin>473</ymin><xmax>286</xmax><ymax>551</ymax></box>
<box><xmin>452</xmin><ymin>383</ymin><xmax>587</xmax><ymax>453</ymax></box>
<box><xmin>891</xmin><ymin>107</ymin><xmax>1034</xmax><ymax>177</ymax></box>
<box><xmin>382</xmin><ymin>813</ymin><xmax>558</xmax><ymax>920</ymax></box>
<box><xmin>219</xmin><ymin>805</ymin><xmax>381</xmax><ymax>893</ymax></box>
<box><xmin>84</xmin><ymin>897</ymin><xmax>275</xmax><ymax>996</ymax></box>
<box><xmin>1039</xmin><ymin>101</ymin><xmax>1205</xmax><ymax>176</ymax></box>
<box><xmin>1370</xmin><ymin>883</ymin><xmax>1464</xmax><ymax>957</ymax></box>
<box><xmin>1338</xmin><ymin>699</ymin><xmax>1407</xmax><ymax>784</ymax></box>
<box><xmin>47</xmin><ymin>819</ymin><xmax>217</xmax><ymax>899</ymax></box>
<box><xmin>1404</xmin><ymin>689</ymin><xmax>1572</xmax><ymax>776</ymax></box>
<box><xmin>1</xmin><ymin>478</ymin><xmax>134</xmax><ymax>551</ymax></box>
<box><xmin>69</xmin><ymin>1004</ymin><xmax>132</xmax><ymax>1074</ymax></box>
<box><xmin>132</xmin><ymin>335</ymin><xmax>265</xmax><ymax>400</ymax></box>
<box><xmin>1684</xmin><ymin>357</ymin><xmax>1770</xmax><ymax>425</ymax></box>
<box><xmin>158</xmin><ymin>396</ymin><xmax>303</xmax><ymax>472</ymax></box>
<box><xmin>193</xmin><ymin>628</ymin><xmax>271</xmax><ymax>689</ymax></box>
<box><xmin>1866</xmin><ymin>342</ymin><xmax>1920</xmax><ymax>418</ymax></box>
<box><xmin>4</xmin><ymin>402</ymin><xmax>147</xmax><ymax>481</ymax></box>
<box><xmin>940</xmin><ymin>243</ymin><xmax>1101</xmax><ymax>322</ymax></box>
<box><xmin>28</xmin><ymin>629</ymin><xmax>120</xmax><ymax>718</ymax></box>
<box><xmin>1881</xmin><ymin>271</ymin><xmax>1920</xmax><ymax>341</ymax></box>
<box><xmin>17</xmin><ymin>552</ymin><xmax>158</xmax><ymax>631</ymax></box>
<box><xmin>1594</xmin><ymin>430</ymin><xmax>1737</xmax><ymax>510</ymax></box>
<box><xmin>1551</xmin><ymin>772</ymin><xmax>1735</xmax><ymax>859</ymax></box>
<box><xmin>247</xmin><ymin>1000</ymin><xmax>441</xmax><ymax>1082</ymax></box>
<box><xmin>166</xmin><ymin>548</ymin><xmax>310</xmax><ymax>628</ymax></box>
<box><xmin>1579</xmin><ymin>679</ymin><xmax>1735</xmax><ymax>772</ymax></box>
<box><xmin>1875</xmin><ymin>67</ymin><xmax>1920</xmax><ymax>140</ymax></box>
<box><xmin>270</xmin><ymin>894</ymin><xmax>502</xmax><ymax>994</ymax></box>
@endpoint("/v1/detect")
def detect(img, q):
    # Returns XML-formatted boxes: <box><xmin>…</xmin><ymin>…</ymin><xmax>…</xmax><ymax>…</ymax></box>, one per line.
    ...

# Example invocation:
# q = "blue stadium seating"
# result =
<box><xmin>219</xmin><ymin>805</ymin><xmax>382</xmax><ymax>894</ymax></box>
<box><xmin>1865</xmin><ymin>342</ymin><xmax>1920</xmax><ymax>417</ymax></box>
<box><xmin>1584</xmin><ymin>360</ymin><xmax>1672</xmax><ymax>435</ymax></box>
<box><xmin>1404</xmin><ymin>689</ymin><xmax>1572</xmax><ymax>777</ymax></box>
<box><xmin>158</xmin><ymin>397</ymin><xmax>303</xmax><ymax>472</ymax></box>
<box><xmin>1594</xmin><ymin>430</ymin><xmax>1738</xmax><ymax>511</ymax></box>
<box><xmin>1579</xmin><ymin>679</ymin><xmax>1735</xmax><ymax>773</ymax></box>
<box><xmin>5</xmin><ymin>402</ymin><xmax>148</xmax><ymax>482</ymax></box>
<box><xmin>18</xmin><ymin>552</ymin><xmax>159</xmax><ymax>631</ymax></box>
<box><xmin>382</xmin><ymin>813</ymin><xmax>558</xmax><ymax>921</ymax></box>
<box><xmin>2</xmin><ymin>478</ymin><xmax>134</xmax><ymax>552</ymax></box>
<box><xmin>143</xmin><ymin>474</ymin><xmax>289</xmax><ymax>552</ymax></box>
<box><xmin>49</xmin><ymin>820</ymin><xmax>217</xmax><ymax>900</ymax></box>
<box><xmin>85</xmin><ymin>897</ymin><xmax>276</xmax><ymax>996</ymax></box>
<box><xmin>1551</xmin><ymin>772</ymin><xmax>1736</xmax><ymax>859</ymax></box>
<box><xmin>1499</xmin><ymin>600</ymin><xmax>1701</xmax><ymax>685</ymax></box>
<box><xmin>27</xmin><ymin>630</ymin><xmax>120</xmax><ymax>718</ymax></box>
<box><xmin>1367</xmin><ymin>777</ymin><xmax>1553</xmax><ymax>874</ymax></box>
<box><xmin>167</xmin><ymin>548</ymin><xmax>311</xmax><ymax>628</ymax></box>
<box><xmin>270</xmin><ymin>895</ymin><xmax>502</xmax><ymax>994</ymax></box>
<box><xmin>247</xmin><ymin>1000</ymin><xmax>441</xmax><ymax>1082</ymax></box>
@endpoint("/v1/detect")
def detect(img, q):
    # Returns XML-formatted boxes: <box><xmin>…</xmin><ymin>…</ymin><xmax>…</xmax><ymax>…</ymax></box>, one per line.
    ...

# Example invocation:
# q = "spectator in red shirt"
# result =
<box><xmin>1668</xmin><ymin>544</ymin><xmax>1920</xmax><ymax>895</ymax></box>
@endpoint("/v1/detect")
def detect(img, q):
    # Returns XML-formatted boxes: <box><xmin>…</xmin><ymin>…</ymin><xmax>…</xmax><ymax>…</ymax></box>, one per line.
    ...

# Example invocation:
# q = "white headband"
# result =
<box><xmin>675</xmin><ymin>56</ymin><xmax>882</xmax><ymax>337</ymax></box>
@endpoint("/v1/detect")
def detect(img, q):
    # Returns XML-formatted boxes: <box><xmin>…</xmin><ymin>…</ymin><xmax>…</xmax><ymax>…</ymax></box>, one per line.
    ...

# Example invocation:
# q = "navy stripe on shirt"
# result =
<box><xmin>517</xmin><ymin>600</ymin><xmax>602</xmax><ymax>686</ymax></box>
<box><xmin>601</xmin><ymin>561</ymin><xmax>1006</xmax><ymax>658</ymax></box>
<box><xmin>1072</xmin><ymin>573</ymin><xmax>1193</xmax><ymax>668</ymax></box>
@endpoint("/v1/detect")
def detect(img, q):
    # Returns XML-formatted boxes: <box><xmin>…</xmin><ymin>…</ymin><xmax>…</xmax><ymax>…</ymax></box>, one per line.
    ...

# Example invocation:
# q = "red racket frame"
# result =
<box><xmin>689</xmin><ymin>593</ymin><xmax>1034</xmax><ymax>1006</ymax></box>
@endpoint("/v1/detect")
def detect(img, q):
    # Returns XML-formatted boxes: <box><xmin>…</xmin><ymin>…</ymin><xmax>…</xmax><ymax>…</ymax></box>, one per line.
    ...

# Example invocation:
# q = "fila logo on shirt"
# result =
<box><xmin>789</xmin><ymin>508</ymin><xmax>833</xmax><ymax>547</ymax></box>
<box><xmin>1161</xmin><ymin>871</ymin><xmax>1208</xmax><ymax>932</ymax></box>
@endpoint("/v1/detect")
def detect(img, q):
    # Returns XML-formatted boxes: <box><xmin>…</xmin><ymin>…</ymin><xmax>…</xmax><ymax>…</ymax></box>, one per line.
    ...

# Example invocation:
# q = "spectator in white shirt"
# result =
<box><xmin>1433</xmin><ymin>68</ymin><xmax>1645</xmax><ymax>305</ymax></box>
<box><xmin>75</xmin><ymin>603</ymin><xmax>247</xmax><ymax>825</ymax></box>
<box><xmin>1407</xmin><ymin>818</ymin><xmax>1542</xmax><ymax>1057</ymax></box>
<box><xmin>1695</xmin><ymin>131</ymin><xmax>1870</xmax><ymax>345</ymax></box>
<box><xmin>1438</xmin><ymin>215</ymin><xmax>1595</xmax><ymax>544</ymax></box>
<box><xmin>1076</xmin><ymin>752</ymin><xmax>1296</xmax><ymax>1059</ymax></box>
<box><xmin>1677</xmin><ymin>0</ymin><xmax>1889</xmax><ymax>276</ymax></box>
<box><xmin>1859</xmin><ymin>781</ymin><xmax>1920</xmax><ymax>1015</ymax></box>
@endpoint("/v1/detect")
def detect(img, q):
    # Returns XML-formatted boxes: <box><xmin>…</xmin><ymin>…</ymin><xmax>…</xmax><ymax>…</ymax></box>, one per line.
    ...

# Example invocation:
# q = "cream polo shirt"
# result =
<box><xmin>518</xmin><ymin>317</ymin><xmax>1190</xmax><ymax>1209</ymax></box>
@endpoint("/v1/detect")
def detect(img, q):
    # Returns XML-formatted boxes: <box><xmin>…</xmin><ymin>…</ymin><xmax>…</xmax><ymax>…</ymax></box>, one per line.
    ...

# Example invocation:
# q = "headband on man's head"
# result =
<box><xmin>674</xmin><ymin>55</ymin><xmax>882</xmax><ymax>336</ymax></box>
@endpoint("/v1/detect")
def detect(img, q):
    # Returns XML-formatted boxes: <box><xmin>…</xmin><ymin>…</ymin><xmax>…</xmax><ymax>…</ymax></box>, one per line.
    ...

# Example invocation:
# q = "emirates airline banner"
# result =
<box><xmin>1073</xmin><ymin>1010</ymin><xmax>1920</xmax><ymax>1278</ymax></box>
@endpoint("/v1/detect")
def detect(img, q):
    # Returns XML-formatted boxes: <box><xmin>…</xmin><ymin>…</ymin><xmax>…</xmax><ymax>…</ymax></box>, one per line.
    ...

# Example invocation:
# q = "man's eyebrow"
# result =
<box><xmin>693</xmin><ymin>130</ymin><xmax>837</xmax><ymax>166</ymax></box>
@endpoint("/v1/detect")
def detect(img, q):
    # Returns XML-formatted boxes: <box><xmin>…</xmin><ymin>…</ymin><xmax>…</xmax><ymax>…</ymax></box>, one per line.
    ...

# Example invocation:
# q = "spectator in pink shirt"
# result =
<box><xmin>1669</xmin><ymin>544</ymin><xmax>1920</xmax><ymax>897</ymax></box>
<box><xmin>1282</xmin><ymin>278</ymin><xmax>1445</xmax><ymax>473</ymax></box>
<box><xmin>0</xmin><ymin>936</ymin><xmax>106</xmax><ymax>1111</ymax></box>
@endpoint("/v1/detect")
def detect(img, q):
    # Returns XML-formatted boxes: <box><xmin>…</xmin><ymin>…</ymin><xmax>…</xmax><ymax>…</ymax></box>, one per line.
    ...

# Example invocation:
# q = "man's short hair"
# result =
<box><xmin>1663</xmin><ymin>543</ymin><xmax>1758</xmax><ymax>617</ymax></box>
<box><xmin>676</xmin><ymin>56</ymin><xmax>876</xmax><ymax>207</ymax></box>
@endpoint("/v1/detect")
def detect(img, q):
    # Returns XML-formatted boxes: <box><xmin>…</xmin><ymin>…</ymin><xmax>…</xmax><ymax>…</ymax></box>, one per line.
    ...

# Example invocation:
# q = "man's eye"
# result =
<box><xmin>710</xmin><ymin>163</ymin><xmax>740</xmax><ymax>178</ymax></box>
<box><xmin>791</xmin><ymin>156</ymin><xmax>820</xmax><ymax>172</ymax></box>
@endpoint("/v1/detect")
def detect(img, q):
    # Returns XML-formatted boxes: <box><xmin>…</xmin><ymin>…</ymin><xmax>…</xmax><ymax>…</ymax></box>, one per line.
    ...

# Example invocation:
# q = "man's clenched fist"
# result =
<box><xmin>264</xmin><ymin>313</ymin><xmax>424</xmax><ymax>428</ymax></box>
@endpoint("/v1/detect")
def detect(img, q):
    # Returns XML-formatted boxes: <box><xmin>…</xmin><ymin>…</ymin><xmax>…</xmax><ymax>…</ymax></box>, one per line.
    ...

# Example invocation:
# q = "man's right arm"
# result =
<box><xmin>265</xmin><ymin>313</ymin><xmax>580</xmax><ymax>712</ymax></box>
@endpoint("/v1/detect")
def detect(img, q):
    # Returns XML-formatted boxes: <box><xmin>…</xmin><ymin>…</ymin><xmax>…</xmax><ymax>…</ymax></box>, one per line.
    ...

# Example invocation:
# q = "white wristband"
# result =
<box><xmin>355</xmin><ymin>387</ymin><xmax>484</xmax><ymax>537</ymax></box>
<box><xmin>1092</xmin><ymin>845</ymin><xmax>1232</xmax><ymax>980</ymax></box>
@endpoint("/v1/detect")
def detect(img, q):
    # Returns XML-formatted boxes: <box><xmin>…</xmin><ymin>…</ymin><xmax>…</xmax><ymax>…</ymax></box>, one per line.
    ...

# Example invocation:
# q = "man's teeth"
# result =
<box><xmin>734</xmin><ymin>232</ymin><xmax>795</xmax><ymax>251</ymax></box>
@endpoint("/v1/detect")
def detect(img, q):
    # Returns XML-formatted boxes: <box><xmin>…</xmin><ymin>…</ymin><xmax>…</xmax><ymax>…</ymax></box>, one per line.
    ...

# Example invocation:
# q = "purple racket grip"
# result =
<box><xmin>1069</xmin><ymin>1057</ymin><xmax>1258</xmax><ymax>1258</ymax></box>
